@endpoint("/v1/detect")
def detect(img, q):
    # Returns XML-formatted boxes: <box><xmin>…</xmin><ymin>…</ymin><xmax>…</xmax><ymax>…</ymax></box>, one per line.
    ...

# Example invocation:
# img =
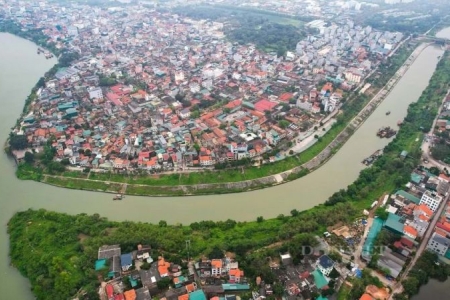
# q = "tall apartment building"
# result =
<box><xmin>420</xmin><ymin>190</ymin><xmax>443</xmax><ymax>212</ymax></box>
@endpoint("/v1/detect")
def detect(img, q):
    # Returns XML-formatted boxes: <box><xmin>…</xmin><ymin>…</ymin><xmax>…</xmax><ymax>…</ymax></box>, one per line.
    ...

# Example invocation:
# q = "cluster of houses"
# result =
<box><xmin>361</xmin><ymin>167</ymin><xmax>450</xmax><ymax>278</ymax></box>
<box><xmin>95</xmin><ymin>244</ymin><xmax>254</xmax><ymax>300</ymax></box>
<box><xmin>2</xmin><ymin>0</ymin><xmax>406</xmax><ymax>172</ymax></box>
<box><xmin>95</xmin><ymin>241</ymin><xmax>359</xmax><ymax>300</ymax></box>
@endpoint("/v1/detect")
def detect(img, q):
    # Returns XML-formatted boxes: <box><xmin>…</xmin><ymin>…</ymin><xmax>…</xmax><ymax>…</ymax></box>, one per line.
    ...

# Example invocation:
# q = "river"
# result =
<box><xmin>0</xmin><ymin>32</ymin><xmax>444</xmax><ymax>298</ymax></box>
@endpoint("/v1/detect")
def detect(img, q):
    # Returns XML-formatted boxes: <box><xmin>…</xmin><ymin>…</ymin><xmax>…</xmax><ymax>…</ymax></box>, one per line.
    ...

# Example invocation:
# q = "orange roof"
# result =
<box><xmin>322</xmin><ymin>82</ymin><xmax>334</xmax><ymax>93</ymax></box>
<box><xmin>158</xmin><ymin>257</ymin><xmax>170</xmax><ymax>275</ymax></box>
<box><xmin>229</xmin><ymin>269</ymin><xmax>244</xmax><ymax>277</ymax></box>
<box><xmin>185</xmin><ymin>283</ymin><xmax>196</xmax><ymax>293</ymax></box>
<box><xmin>279</xmin><ymin>92</ymin><xmax>294</xmax><ymax>102</ymax></box>
<box><xmin>225</xmin><ymin>99</ymin><xmax>242</xmax><ymax>109</ymax></box>
<box><xmin>360</xmin><ymin>294</ymin><xmax>373</xmax><ymax>300</ymax></box>
<box><xmin>415</xmin><ymin>204</ymin><xmax>433</xmax><ymax>216</ymax></box>
<box><xmin>35</xmin><ymin>128</ymin><xmax>47</xmax><ymax>137</ymax></box>
<box><xmin>178</xmin><ymin>294</ymin><xmax>189</xmax><ymax>300</ymax></box>
<box><xmin>435</xmin><ymin>228</ymin><xmax>448</xmax><ymax>237</ymax></box>
<box><xmin>124</xmin><ymin>290</ymin><xmax>136</xmax><ymax>300</ymax></box>
<box><xmin>439</xmin><ymin>173</ymin><xmax>450</xmax><ymax>182</ymax></box>
<box><xmin>211</xmin><ymin>259</ymin><xmax>223</xmax><ymax>269</ymax></box>
<box><xmin>404</xmin><ymin>225</ymin><xmax>418</xmax><ymax>238</ymax></box>
<box><xmin>419</xmin><ymin>214</ymin><xmax>430</xmax><ymax>222</ymax></box>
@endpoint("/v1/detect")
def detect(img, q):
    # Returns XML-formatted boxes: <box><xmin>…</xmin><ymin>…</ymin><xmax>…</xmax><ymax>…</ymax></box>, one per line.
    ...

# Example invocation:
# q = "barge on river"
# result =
<box><xmin>113</xmin><ymin>194</ymin><xmax>124</xmax><ymax>200</ymax></box>
<box><xmin>377</xmin><ymin>126</ymin><xmax>397</xmax><ymax>138</ymax></box>
<box><xmin>362</xmin><ymin>149</ymin><xmax>383</xmax><ymax>166</ymax></box>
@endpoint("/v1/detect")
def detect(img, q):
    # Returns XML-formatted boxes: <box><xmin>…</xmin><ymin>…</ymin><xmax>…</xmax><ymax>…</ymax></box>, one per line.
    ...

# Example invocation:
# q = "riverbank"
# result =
<box><xmin>10</xmin><ymin>46</ymin><xmax>450</xmax><ymax>300</ymax></box>
<box><xmin>31</xmin><ymin>42</ymin><xmax>427</xmax><ymax>197</ymax></box>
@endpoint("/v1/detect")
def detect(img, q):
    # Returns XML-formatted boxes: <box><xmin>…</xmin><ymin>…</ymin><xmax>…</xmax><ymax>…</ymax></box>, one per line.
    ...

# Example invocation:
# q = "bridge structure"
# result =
<box><xmin>417</xmin><ymin>34</ymin><xmax>449</xmax><ymax>44</ymax></box>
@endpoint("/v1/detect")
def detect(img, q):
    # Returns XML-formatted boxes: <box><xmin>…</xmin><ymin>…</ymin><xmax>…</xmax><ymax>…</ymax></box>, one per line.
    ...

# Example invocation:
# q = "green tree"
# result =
<box><xmin>208</xmin><ymin>246</ymin><xmax>224</xmax><ymax>259</ymax></box>
<box><xmin>273</xmin><ymin>283</ymin><xmax>284</xmax><ymax>297</ymax></box>
<box><xmin>328</xmin><ymin>251</ymin><xmax>342</xmax><ymax>263</ymax></box>
<box><xmin>329</xmin><ymin>268</ymin><xmax>340</xmax><ymax>279</ymax></box>
<box><xmin>24</xmin><ymin>152</ymin><xmax>34</xmax><ymax>164</ymax></box>
<box><xmin>141</xmin><ymin>262</ymin><xmax>151</xmax><ymax>270</ymax></box>
<box><xmin>60</xmin><ymin>158</ymin><xmax>70</xmax><ymax>165</ymax></box>
<box><xmin>402</xmin><ymin>277</ymin><xmax>420</xmax><ymax>296</ymax></box>
<box><xmin>375</xmin><ymin>207</ymin><xmax>389</xmax><ymax>220</ymax></box>
<box><xmin>157</xmin><ymin>277</ymin><xmax>172</xmax><ymax>290</ymax></box>
<box><xmin>429</xmin><ymin>166</ymin><xmax>440</xmax><ymax>176</ymax></box>
<box><xmin>9</xmin><ymin>133</ymin><xmax>28</xmax><ymax>150</ymax></box>
<box><xmin>175</xmin><ymin>93</ymin><xmax>184</xmax><ymax>101</ymax></box>
<box><xmin>278</xmin><ymin>120</ymin><xmax>290</xmax><ymax>129</ymax></box>
<box><xmin>277</xmin><ymin>46</ymin><xmax>287</xmax><ymax>58</ymax></box>
<box><xmin>191</xmin><ymin>110</ymin><xmax>200</xmax><ymax>119</ymax></box>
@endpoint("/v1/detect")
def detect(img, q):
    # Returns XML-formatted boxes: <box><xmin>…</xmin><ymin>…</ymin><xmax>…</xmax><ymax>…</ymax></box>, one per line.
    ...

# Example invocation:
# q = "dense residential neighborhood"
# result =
<box><xmin>359</xmin><ymin>167</ymin><xmax>450</xmax><ymax>277</ymax></box>
<box><xmin>2</xmin><ymin>0</ymin><xmax>406</xmax><ymax>172</ymax></box>
<box><xmin>95</xmin><ymin>242</ymin><xmax>354</xmax><ymax>300</ymax></box>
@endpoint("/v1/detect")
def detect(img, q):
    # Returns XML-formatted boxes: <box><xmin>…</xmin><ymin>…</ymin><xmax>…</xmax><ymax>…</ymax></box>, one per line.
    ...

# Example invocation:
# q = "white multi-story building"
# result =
<box><xmin>427</xmin><ymin>232</ymin><xmax>450</xmax><ymax>256</ymax></box>
<box><xmin>344</xmin><ymin>68</ymin><xmax>363</xmax><ymax>83</ymax></box>
<box><xmin>324</xmin><ymin>93</ymin><xmax>341</xmax><ymax>112</ymax></box>
<box><xmin>88</xmin><ymin>87</ymin><xmax>103</xmax><ymax>100</ymax></box>
<box><xmin>316</xmin><ymin>255</ymin><xmax>335</xmax><ymax>276</ymax></box>
<box><xmin>420</xmin><ymin>190</ymin><xmax>443</xmax><ymax>212</ymax></box>
<box><xmin>211</xmin><ymin>259</ymin><xmax>223</xmax><ymax>276</ymax></box>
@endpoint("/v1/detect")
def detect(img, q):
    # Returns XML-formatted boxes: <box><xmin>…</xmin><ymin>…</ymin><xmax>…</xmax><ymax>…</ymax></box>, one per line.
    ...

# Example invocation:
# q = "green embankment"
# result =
<box><xmin>8</xmin><ymin>49</ymin><xmax>450</xmax><ymax>300</ymax></box>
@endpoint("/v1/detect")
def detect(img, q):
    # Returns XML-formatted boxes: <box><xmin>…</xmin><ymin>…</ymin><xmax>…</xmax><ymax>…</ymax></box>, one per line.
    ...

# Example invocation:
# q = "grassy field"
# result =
<box><xmin>337</xmin><ymin>283</ymin><xmax>352</xmax><ymax>300</ymax></box>
<box><xmin>62</xmin><ymin>171</ymin><xmax>88</xmax><ymax>179</ymax></box>
<box><xmin>45</xmin><ymin>176</ymin><xmax>122</xmax><ymax>192</ymax></box>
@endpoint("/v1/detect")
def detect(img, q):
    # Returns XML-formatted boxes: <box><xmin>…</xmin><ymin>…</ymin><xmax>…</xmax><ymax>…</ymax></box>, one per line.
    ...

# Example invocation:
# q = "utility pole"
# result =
<box><xmin>185</xmin><ymin>240</ymin><xmax>191</xmax><ymax>262</ymax></box>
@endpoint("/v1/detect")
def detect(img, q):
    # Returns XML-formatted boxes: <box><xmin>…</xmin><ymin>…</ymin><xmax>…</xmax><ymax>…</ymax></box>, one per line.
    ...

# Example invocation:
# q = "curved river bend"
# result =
<box><xmin>0</xmin><ymin>33</ymin><xmax>444</xmax><ymax>298</ymax></box>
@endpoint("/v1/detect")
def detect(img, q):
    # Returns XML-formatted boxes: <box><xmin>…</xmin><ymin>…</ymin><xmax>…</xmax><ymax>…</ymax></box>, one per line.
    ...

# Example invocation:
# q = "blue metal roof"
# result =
<box><xmin>318</xmin><ymin>255</ymin><xmax>334</xmax><ymax>269</ymax></box>
<box><xmin>120</xmin><ymin>253</ymin><xmax>132</xmax><ymax>267</ymax></box>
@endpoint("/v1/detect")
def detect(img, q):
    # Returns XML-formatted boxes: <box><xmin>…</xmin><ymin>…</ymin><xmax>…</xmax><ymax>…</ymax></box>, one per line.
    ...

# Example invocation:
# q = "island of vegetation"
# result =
<box><xmin>8</xmin><ymin>42</ymin><xmax>450</xmax><ymax>300</ymax></box>
<box><xmin>1</xmin><ymin>0</ymin><xmax>432</xmax><ymax>196</ymax></box>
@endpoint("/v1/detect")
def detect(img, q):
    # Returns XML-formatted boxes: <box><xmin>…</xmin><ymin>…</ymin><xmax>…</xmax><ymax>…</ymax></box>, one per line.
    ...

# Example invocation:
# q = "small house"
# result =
<box><xmin>121</xmin><ymin>253</ymin><xmax>133</xmax><ymax>272</ymax></box>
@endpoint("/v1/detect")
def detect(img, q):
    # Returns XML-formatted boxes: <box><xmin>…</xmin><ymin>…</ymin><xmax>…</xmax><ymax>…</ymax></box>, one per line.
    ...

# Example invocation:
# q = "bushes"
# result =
<box><xmin>396</xmin><ymin>251</ymin><xmax>450</xmax><ymax>298</ymax></box>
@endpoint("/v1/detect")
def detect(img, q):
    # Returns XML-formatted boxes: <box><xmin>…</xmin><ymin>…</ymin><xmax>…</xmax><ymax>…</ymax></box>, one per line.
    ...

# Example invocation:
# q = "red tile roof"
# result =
<box><xmin>254</xmin><ymin>99</ymin><xmax>277</xmax><ymax>112</ymax></box>
<box><xmin>404</xmin><ymin>225</ymin><xmax>418</xmax><ymax>238</ymax></box>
